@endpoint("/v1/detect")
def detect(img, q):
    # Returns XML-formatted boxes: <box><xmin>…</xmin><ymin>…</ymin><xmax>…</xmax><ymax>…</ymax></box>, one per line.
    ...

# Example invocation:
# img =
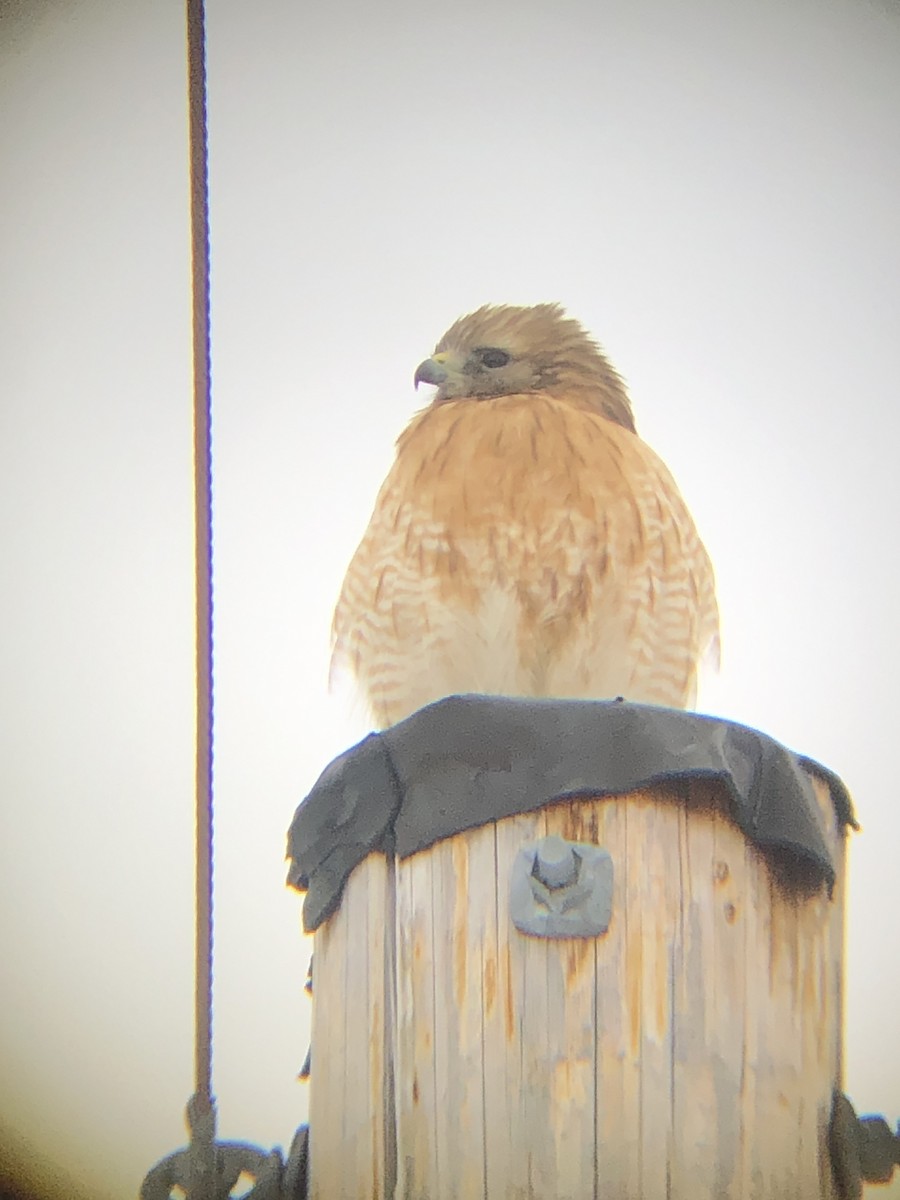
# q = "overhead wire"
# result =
<box><xmin>186</xmin><ymin>0</ymin><xmax>216</xmax><ymax>1160</ymax></box>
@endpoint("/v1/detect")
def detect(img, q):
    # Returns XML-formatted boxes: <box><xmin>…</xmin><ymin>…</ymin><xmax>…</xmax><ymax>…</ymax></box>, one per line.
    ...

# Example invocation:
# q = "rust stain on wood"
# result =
<box><xmin>454</xmin><ymin>913</ymin><xmax>468</xmax><ymax>1008</ymax></box>
<box><xmin>626</xmin><ymin>935</ymin><xmax>641</xmax><ymax>1054</ymax></box>
<box><xmin>654</xmin><ymin>931</ymin><xmax>668</xmax><ymax>1036</ymax></box>
<box><xmin>483</xmin><ymin>952</ymin><xmax>497</xmax><ymax>1014</ymax></box>
<box><xmin>551</xmin><ymin>1056</ymin><xmax>591</xmax><ymax>1109</ymax></box>
<box><xmin>452</xmin><ymin>838</ymin><xmax>470</xmax><ymax>894</ymax></box>
<box><xmin>558</xmin><ymin>797</ymin><xmax>596</xmax><ymax>842</ymax></box>
<box><xmin>724</xmin><ymin>902</ymin><xmax>737</xmax><ymax>924</ymax></box>
<box><xmin>565</xmin><ymin>939</ymin><xmax>592</xmax><ymax>986</ymax></box>
<box><xmin>802</xmin><ymin>949</ymin><xmax>818</xmax><ymax>1014</ymax></box>
<box><xmin>504</xmin><ymin>944</ymin><xmax>515</xmax><ymax>1042</ymax></box>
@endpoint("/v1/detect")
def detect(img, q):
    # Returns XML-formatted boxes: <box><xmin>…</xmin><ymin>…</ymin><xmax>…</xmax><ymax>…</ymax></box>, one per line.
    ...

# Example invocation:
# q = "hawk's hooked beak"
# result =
<box><xmin>414</xmin><ymin>352</ymin><xmax>450</xmax><ymax>389</ymax></box>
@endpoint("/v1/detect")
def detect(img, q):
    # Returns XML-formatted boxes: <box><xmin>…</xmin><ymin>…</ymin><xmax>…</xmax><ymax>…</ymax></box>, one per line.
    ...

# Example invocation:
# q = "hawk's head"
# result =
<box><xmin>414</xmin><ymin>303</ymin><xmax>636</xmax><ymax>432</ymax></box>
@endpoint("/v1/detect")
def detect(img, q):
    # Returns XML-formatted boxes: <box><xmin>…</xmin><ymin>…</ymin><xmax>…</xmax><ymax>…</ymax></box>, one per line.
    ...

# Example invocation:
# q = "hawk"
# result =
<box><xmin>332</xmin><ymin>304</ymin><xmax>718</xmax><ymax>728</ymax></box>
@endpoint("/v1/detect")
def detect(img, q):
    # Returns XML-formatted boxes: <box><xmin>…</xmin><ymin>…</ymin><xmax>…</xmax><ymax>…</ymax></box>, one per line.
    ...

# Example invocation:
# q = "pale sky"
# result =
<box><xmin>1</xmin><ymin>0</ymin><xmax>899</xmax><ymax>1196</ymax></box>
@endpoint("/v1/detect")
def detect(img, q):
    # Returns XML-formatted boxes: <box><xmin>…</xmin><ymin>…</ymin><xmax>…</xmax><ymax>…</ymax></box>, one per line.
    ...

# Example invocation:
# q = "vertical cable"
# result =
<box><xmin>186</xmin><ymin>0</ymin><xmax>215</xmax><ymax>1146</ymax></box>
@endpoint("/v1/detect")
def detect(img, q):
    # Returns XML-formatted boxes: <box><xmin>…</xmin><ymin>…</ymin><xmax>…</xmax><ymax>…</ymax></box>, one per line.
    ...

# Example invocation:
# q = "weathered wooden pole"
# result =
<box><xmin>289</xmin><ymin>698</ymin><xmax>856</xmax><ymax>1199</ymax></box>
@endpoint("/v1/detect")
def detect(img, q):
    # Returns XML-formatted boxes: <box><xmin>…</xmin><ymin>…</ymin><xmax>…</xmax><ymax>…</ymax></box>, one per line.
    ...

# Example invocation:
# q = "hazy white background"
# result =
<box><xmin>2</xmin><ymin>0</ymin><xmax>898</xmax><ymax>1195</ymax></box>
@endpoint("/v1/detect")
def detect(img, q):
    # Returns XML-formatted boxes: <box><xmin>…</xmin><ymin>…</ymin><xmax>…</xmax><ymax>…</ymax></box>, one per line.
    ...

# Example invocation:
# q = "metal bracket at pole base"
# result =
<box><xmin>141</xmin><ymin>1142</ymin><xmax>284</xmax><ymax>1200</ymax></box>
<box><xmin>829</xmin><ymin>1091</ymin><xmax>900</xmax><ymax>1199</ymax></box>
<box><xmin>283</xmin><ymin>1125</ymin><xmax>310</xmax><ymax>1200</ymax></box>
<box><xmin>510</xmin><ymin>834</ymin><xmax>613</xmax><ymax>938</ymax></box>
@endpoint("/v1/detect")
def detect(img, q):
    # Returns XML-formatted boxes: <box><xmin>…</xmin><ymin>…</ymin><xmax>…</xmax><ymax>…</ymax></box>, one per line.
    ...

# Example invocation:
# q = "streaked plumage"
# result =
<box><xmin>333</xmin><ymin>303</ymin><xmax>718</xmax><ymax>727</ymax></box>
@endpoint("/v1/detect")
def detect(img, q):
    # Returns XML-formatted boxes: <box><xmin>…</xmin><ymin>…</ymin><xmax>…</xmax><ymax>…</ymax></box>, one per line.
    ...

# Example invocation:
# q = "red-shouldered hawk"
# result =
<box><xmin>333</xmin><ymin>304</ymin><xmax>718</xmax><ymax>728</ymax></box>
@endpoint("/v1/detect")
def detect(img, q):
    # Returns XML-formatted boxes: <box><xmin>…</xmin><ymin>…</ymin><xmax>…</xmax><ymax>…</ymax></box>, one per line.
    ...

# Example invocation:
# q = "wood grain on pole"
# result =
<box><xmin>308</xmin><ymin>773</ymin><xmax>847</xmax><ymax>1198</ymax></box>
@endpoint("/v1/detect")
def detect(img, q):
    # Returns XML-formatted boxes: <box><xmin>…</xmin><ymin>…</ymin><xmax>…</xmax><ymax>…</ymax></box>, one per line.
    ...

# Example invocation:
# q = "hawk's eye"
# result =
<box><xmin>478</xmin><ymin>348</ymin><xmax>510</xmax><ymax>369</ymax></box>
